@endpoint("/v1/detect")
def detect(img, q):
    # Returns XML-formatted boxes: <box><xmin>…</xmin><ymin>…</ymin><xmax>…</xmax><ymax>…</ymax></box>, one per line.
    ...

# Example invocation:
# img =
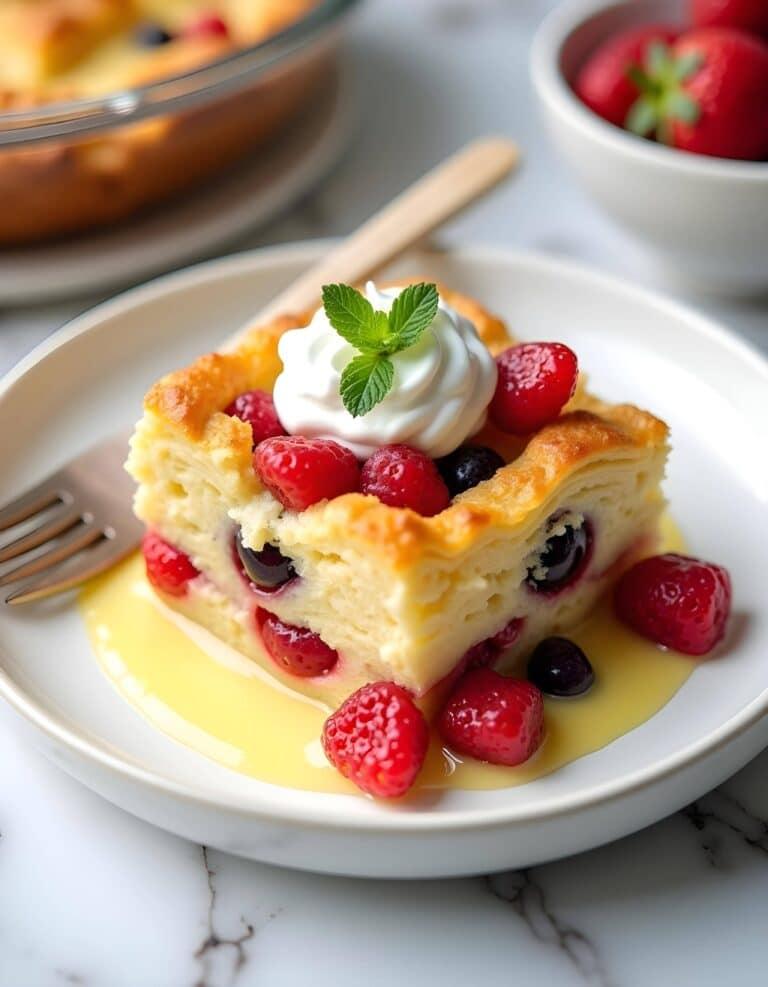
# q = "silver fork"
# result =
<box><xmin>0</xmin><ymin>431</ymin><xmax>142</xmax><ymax>605</ymax></box>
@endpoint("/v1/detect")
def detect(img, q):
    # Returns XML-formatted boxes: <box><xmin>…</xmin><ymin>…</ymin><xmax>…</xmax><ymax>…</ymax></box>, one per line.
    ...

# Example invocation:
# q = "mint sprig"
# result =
<box><xmin>322</xmin><ymin>282</ymin><xmax>439</xmax><ymax>418</ymax></box>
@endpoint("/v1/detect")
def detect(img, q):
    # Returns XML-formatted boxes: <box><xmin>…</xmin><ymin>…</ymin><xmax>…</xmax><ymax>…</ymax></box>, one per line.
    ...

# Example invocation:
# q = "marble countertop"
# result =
<box><xmin>1</xmin><ymin>2</ymin><xmax>767</xmax><ymax>985</ymax></box>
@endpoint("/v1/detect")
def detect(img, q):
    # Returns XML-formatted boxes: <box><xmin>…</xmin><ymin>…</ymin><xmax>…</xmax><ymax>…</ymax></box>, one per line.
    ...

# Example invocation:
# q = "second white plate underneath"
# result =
<box><xmin>0</xmin><ymin>79</ymin><xmax>352</xmax><ymax>306</ymax></box>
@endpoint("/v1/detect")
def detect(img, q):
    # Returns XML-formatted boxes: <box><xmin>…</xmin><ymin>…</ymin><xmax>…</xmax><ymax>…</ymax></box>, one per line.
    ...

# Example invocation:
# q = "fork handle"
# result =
<box><xmin>243</xmin><ymin>136</ymin><xmax>520</xmax><ymax>332</ymax></box>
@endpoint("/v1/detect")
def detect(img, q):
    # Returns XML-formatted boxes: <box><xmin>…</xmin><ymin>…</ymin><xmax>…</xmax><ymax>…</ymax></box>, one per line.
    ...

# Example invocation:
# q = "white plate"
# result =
<box><xmin>0</xmin><ymin>78</ymin><xmax>352</xmax><ymax>305</ymax></box>
<box><xmin>0</xmin><ymin>244</ymin><xmax>767</xmax><ymax>879</ymax></box>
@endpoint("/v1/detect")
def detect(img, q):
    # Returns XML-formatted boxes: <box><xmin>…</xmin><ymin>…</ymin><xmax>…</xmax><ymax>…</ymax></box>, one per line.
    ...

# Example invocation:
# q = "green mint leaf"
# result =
<box><xmin>387</xmin><ymin>282</ymin><xmax>439</xmax><ymax>350</ymax></box>
<box><xmin>321</xmin><ymin>283</ymin><xmax>387</xmax><ymax>353</ymax></box>
<box><xmin>625</xmin><ymin>98</ymin><xmax>659</xmax><ymax>137</ymax></box>
<box><xmin>339</xmin><ymin>353</ymin><xmax>394</xmax><ymax>417</ymax></box>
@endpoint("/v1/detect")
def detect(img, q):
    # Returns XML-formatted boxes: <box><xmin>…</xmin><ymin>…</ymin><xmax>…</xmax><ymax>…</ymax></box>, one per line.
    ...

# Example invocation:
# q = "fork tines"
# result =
<box><xmin>0</xmin><ymin>433</ymin><xmax>143</xmax><ymax>605</ymax></box>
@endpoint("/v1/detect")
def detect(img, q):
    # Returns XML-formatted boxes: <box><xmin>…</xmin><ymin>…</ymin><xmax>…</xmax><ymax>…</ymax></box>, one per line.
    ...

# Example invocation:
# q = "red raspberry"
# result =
<box><xmin>184</xmin><ymin>12</ymin><xmax>229</xmax><ymax>38</ymax></box>
<box><xmin>615</xmin><ymin>553</ymin><xmax>732</xmax><ymax>656</ymax></box>
<box><xmin>439</xmin><ymin>668</ymin><xmax>544</xmax><ymax>767</ymax></box>
<box><xmin>258</xmin><ymin>610</ymin><xmax>338</xmax><ymax>677</ymax></box>
<box><xmin>322</xmin><ymin>682</ymin><xmax>429</xmax><ymax>798</ymax></box>
<box><xmin>142</xmin><ymin>532</ymin><xmax>199</xmax><ymax>597</ymax></box>
<box><xmin>254</xmin><ymin>436</ymin><xmax>360</xmax><ymax>512</ymax></box>
<box><xmin>490</xmin><ymin>342</ymin><xmax>578</xmax><ymax>435</ymax></box>
<box><xmin>224</xmin><ymin>390</ymin><xmax>285</xmax><ymax>448</ymax></box>
<box><xmin>361</xmin><ymin>444</ymin><xmax>450</xmax><ymax>516</ymax></box>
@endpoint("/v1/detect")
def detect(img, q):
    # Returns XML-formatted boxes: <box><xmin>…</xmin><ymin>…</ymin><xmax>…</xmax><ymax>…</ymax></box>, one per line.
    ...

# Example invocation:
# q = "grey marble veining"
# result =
<box><xmin>1</xmin><ymin>1</ymin><xmax>767</xmax><ymax>985</ymax></box>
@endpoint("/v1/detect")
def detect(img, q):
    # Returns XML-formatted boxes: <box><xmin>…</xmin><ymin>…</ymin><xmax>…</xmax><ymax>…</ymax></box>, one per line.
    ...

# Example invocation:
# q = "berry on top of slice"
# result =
<box><xmin>142</xmin><ymin>531</ymin><xmax>199</xmax><ymax>597</ymax></box>
<box><xmin>254</xmin><ymin>436</ymin><xmax>360</xmax><ymax>512</ymax></box>
<box><xmin>690</xmin><ymin>0</ymin><xmax>768</xmax><ymax>39</ymax></box>
<box><xmin>437</xmin><ymin>444</ymin><xmax>505</xmax><ymax>498</ymax></box>
<box><xmin>225</xmin><ymin>389</ymin><xmax>286</xmax><ymax>448</ymax></box>
<box><xmin>489</xmin><ymin>342</ymin><xmax>579</xmax><ymax>435</ymax></box>
<box><xmin>361</xmin><ymin>444</ymin><xmax>450</xmax><ymax>516</ymax></box>
<box><xmin>615</xmin><ymin>553</ymin><xmax>732</xmax><ymax>656</ymax></box>
<box><xmin>574</xmin><ymin>23</ymin><xmax>681</xmax><ymax>127</ymax></box>
<box><xmin>322</xmin><ymin>681</ymin><xmax>429</xmax><ymax>798</ymax></box>
<box><xmin>439</xmin><ymin>668</ymin><xmax>544</xmax><ymax>767</ymax></box>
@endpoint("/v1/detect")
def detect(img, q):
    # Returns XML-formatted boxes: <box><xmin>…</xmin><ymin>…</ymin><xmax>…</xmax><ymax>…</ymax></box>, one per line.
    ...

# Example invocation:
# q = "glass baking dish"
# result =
<box><xmin>0</xmin><ymin>0</ymin><xmax>360</xmax><ymax>245</ymax></box>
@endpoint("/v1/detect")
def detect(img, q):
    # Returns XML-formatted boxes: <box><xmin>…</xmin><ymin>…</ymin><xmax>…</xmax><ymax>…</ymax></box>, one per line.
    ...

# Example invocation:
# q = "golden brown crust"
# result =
<box><xmin>305</xmin><ymin>406</ymin><xmax>668</xmax><ymax>569</ymax></box>
<box><xmin>140</xmin><ymin>284</ymin><xmax>669</xmax><ymax>570</ymax></box>
<box><xmin>145</xmin><ymin>314</ymin><xmax>304</xmax><ymax>435</ymax></box>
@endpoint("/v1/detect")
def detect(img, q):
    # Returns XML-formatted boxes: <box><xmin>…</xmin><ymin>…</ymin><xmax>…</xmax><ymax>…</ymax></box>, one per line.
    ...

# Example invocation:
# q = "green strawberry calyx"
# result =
<box><xmin>624</xmin><ymin>42</ymin><xmax>704</xmax><ymax>144</ymax></box>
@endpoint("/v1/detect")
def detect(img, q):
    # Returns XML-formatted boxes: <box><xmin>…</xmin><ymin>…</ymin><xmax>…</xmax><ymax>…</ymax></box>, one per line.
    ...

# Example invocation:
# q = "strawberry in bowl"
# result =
<box><xmin>574</xmin><ymin>22</ymin><xmax>680</xmax><ymax>128</ymax></box>
<box><xmin>575</xmin><ymin>21</ymin><xmax>768</xmax><ymax>160</ymax></box>
<box><xmin>532</xmin><ymin>0</ymin><xmax>768</xmax><ymax>292</ymax></box>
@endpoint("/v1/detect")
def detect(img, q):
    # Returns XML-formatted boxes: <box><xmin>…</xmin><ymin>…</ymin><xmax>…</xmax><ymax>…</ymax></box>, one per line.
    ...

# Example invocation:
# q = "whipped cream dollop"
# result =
<box><xmin>272</xmin><ymin>282</ymin><xmax>498</xmax><ymax>459</ymax></box>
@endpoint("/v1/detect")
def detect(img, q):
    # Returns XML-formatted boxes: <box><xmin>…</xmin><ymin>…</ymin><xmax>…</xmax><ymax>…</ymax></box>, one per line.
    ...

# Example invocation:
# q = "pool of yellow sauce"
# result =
<box><xmin>79</xmin><ymin>517</ymin><xmax>694</xmax><ymax>796</ymax></box>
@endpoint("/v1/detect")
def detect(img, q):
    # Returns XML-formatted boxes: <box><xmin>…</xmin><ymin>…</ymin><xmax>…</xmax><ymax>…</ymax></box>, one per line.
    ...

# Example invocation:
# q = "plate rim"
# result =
<box><xmin>1</xmin><ymin>240</ymin><xmax>767</xmax><ymax>833</ymax></box>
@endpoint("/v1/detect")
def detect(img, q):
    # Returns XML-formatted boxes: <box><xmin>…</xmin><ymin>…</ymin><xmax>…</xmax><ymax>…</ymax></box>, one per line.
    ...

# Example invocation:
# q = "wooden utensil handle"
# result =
<box><xmin>249</xmin><ymin>136</ymin><xmax>519</xmax><ymax>329</ymax></box>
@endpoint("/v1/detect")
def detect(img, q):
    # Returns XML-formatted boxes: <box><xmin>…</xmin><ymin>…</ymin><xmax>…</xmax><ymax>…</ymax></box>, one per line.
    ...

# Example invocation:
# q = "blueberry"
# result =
<box><xmin>235</xmin><ymin>532</ymin><xmax>296</xmax><ymax>591</ymax></box>
<box><xmin>437</xmin><ymin>445</ymin><xmax>505</xmax><ymax>498</ymax></box>
<box><xmin>527</xmin><ymin>637</ymin><xmax>594</xmax><ymax>697</ymax></box>
<box><xmin>526</xmin><ymin>518</ymin><xmax>590</xmax><ymax>592</ymax></box>
<box><xmin>134</xmin><ymin>22</ymin><xmax>174</xmax><ymax>46</ymax></box>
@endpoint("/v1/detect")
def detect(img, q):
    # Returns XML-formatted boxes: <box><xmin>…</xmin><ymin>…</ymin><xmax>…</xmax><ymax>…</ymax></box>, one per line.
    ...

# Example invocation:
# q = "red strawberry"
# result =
<box><xmin>624</xmin><ymin>29</ymin><xmax>768</xmax><ymax>160</ymax></box>
<box><xmin>322</xmin><ymin>682</ymin><xmax>429</xmax><ymax>798</ymax></box>
<box><xmin>614</xmin><ymin>553</ymin><xmax>732</xmax><ymax>656</ymax></box>
<box><xmin>439</xmin><ymin>669</ymin><xmax>544</xmax><ymax>767</ymax></box>
<box><xmin>690</xmin><ymin>0</ymin><xmax>768</xmax><ymax>39</ymax></box>
<box><xmin>574</xmin><ymin>23</ymin><xmax>681</xmax><ymax>127</ymax></box>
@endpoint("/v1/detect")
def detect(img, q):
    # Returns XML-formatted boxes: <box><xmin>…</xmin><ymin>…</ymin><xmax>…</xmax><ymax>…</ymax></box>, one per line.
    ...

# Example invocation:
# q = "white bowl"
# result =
<box><xmin>1</xmin><ymin>242</ymin><xmax>767</xmax><ymax>878</ymax></box>
<box><xmin>531</xmin><ymin>0</ymin><xmax>768</xmax><ymax>295</ymax></box>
